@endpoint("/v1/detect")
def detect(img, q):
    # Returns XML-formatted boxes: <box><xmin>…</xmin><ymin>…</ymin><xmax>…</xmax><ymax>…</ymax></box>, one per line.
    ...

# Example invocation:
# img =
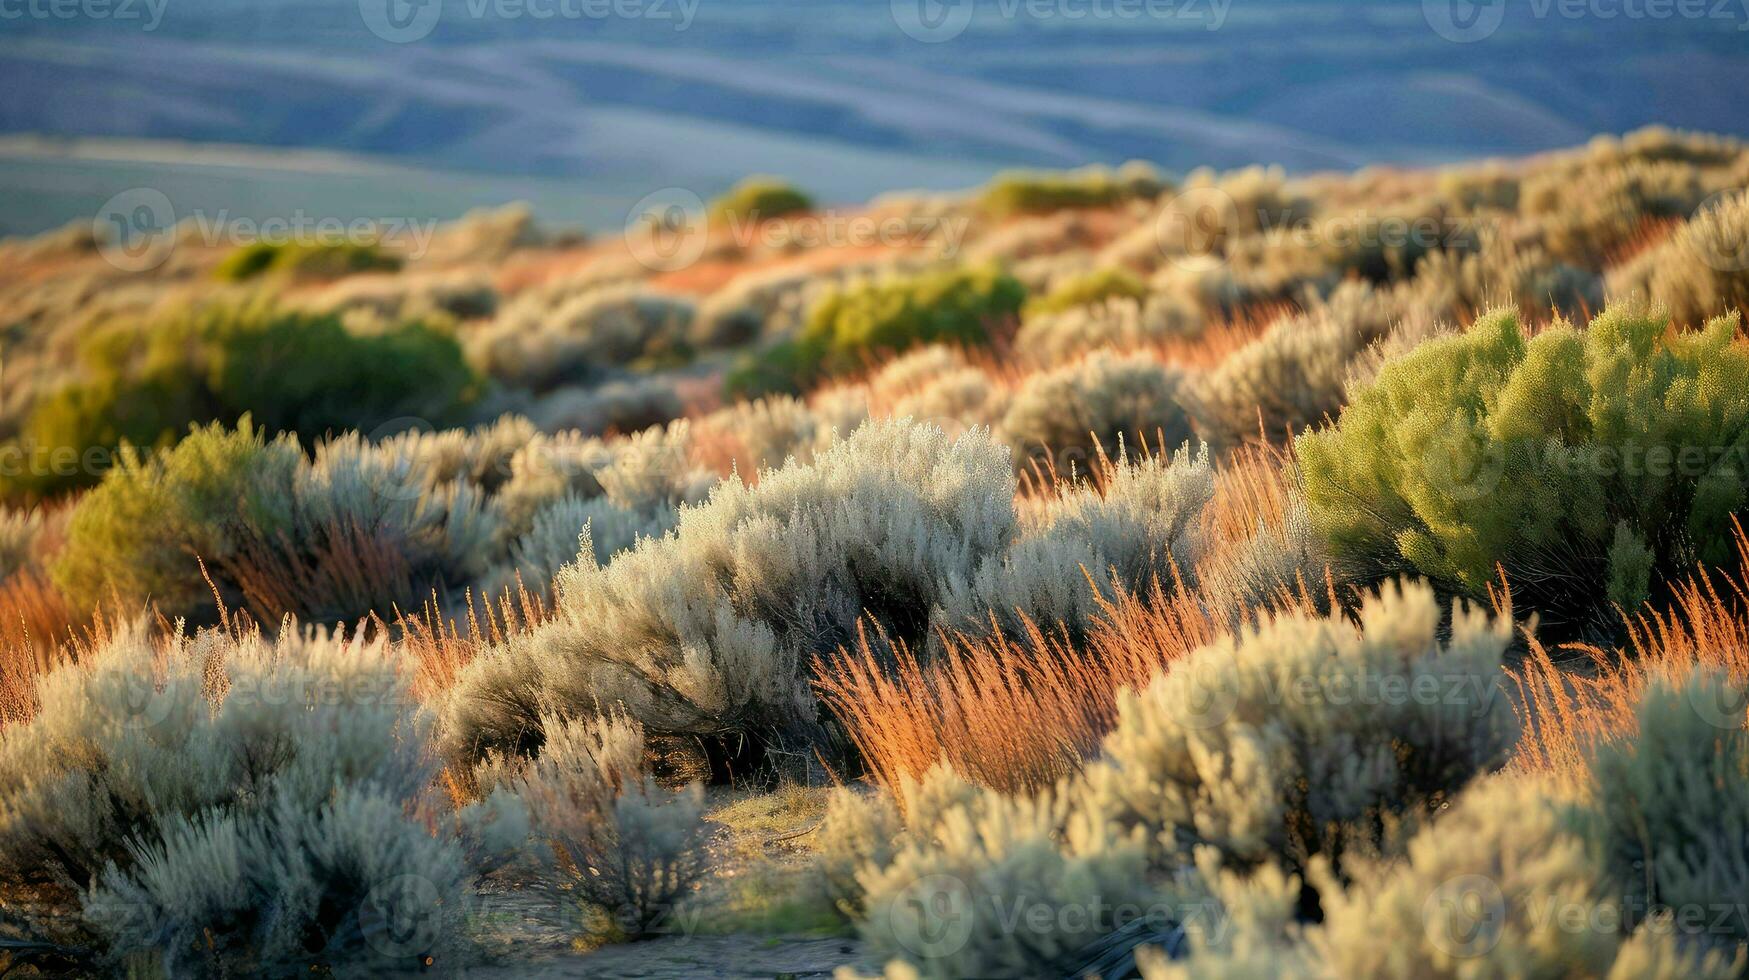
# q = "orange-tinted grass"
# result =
<box><xmin>817</xmin><ymin>570</ymin><xmax>1310</xmax><ymax>805</ymax></box>
<box><xmin>388</xmin><ymin>581</ymin><xmax>547</xmax><ymax>702</ymax></box>
<box><xmin>0</xmin><ymin>570</ymin><xmax>81</xmax><ymax>724</ymax></box>
<box><xmin>1508</xmin><ymin>522</ymin><xmax>1749</xmax><ymax>788</ymax></box>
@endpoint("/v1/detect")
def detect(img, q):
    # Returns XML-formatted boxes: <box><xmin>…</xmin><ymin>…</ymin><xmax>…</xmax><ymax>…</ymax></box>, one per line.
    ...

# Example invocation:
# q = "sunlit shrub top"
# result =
<box><xmin>1299</xmin><ymin>303</ymin><xmax>1749</xmax><ymax>631</ymax></box>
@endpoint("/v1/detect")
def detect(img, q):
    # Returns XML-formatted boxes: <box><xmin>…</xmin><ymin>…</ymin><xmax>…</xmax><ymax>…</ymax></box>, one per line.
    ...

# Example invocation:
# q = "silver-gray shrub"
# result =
<box><xmin>1574</xmin><ymin>670</ymin><xmax>1749</xmax><ymax>953</ymax></box>
<box><xmin>843</xmin><ymin>580</ymin><xmax>1521</xmax><ymax>980</ymax></box>
<box><xmin>999</xmin><ymin>351</ymin><xmax>1192</xmax><ymax>477</ymax></box>
<box><xmin>482</xmin><ymin>422</ymin><xmax>715</xmax><ymax>597</ymax></box>
<box><xmin>939</xmin><ymin>443</ymin><xmax>1214</xmax><ymax>639</ymax></box>
<box><xmin>1013</xmin><ymin>294</ymin><xmax>1202</xmax><ymax>365</ymax></box>
<box><xmin>0</xmin><ymin>623</ymin><xmax>523</xmax><ymax>973</ymax></box>
<box><xmin>1077</xmin><ymin>578</ymin><xmax>1517</xmax><ymax>879</ymax></box>
<box><xmin>0</xmin><ymin>505</ymin><xmax>44</xmax><ymax>581</ymax></box>
<box><xmin>1609</xmin><ymin>191</ymin><xmax>1749</xmax><ymax>328</ymax></box>
<box><xmin>499</xmin><ymin>712</ymin><xmax>708</xmax><ymax>938</ymax></box>
<box><xmin>470</xmin><ymin>285</ymin><xmax>696</xmax><ymax>391</ymax></box>
<box><xmin>441</xmin><ymin>418</ymin><xmax>1018</xmax><ymax>766</ymax></box>
<box><xmin>1183</xmin><ymin>283</ymin><xmax>1403</xmax><ymax>449</ymax></box>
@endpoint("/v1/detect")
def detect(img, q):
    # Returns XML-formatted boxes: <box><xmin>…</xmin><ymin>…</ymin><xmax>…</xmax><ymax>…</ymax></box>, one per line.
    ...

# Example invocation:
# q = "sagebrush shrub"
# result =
<box><xmin>1000</xmin><ymin>351</ymin><xmax>1191</xmax><ymax>475</ymax></box>
<box><xmin>940</xmin><ymin>443</ymin><xmax>1214</xmax><ymax>638</ymax></box>
<box><xmin>837</xmin><ymin>580</ymin><xmax>1516</xmax><ymax>979</ymax></box>
<box><xmin>1610</xmin><ymin>191</ymin><xmax>1749</xmax><ymax>328</ymax></box>
<box><xmin>442</xmin><ymin>419</ymin><xmax>1018</xmax><ymax>767</ymax></box>
<box><xmin>505</xmin><ymin>713</ymin><xmax>708</xmax><ymax>938</ymax></box>
<box><xmin>472</xmin><ymin>286</ymin><xmax>696</xmax><ymax>391</ymax></box>
<box><xmin>1575</xmin><ymin>670</ymin><xmax>1749</xmax><ymax>951</ymax></box>
<box><xmin>1150</xmin><ymin>775</ymin><xmax>1742</xmax><ymax>979</ymax></box>
<box><xmin>1013</xmin><ymin>294</ymin><xmax>1202</xmax><ymax>365</ymax></box>
<box><xmin>53</xmin><ymin>420</ymin><xmax>498</xmax><ymax>624</ymax></box>
<box><xmin>1184</xmin><ymin>283</ymin><xmax>1401</xmax><ymax>449</ymax></box>
<box><xmin>1078</xmin><ymin>579</ymin><xmax>1516</xmax><ymax>882</ymax></box>
<box><xmin>1299</xmin><ymin>304</ymin><xmax>1749</xmax><ymax>635</ymax></box>
<box><xmin>856</xmin><ymin>764</ymin><xmax>1163</xmax><ymax>980</ymax></box>
<box><xmin>0</xmin><ymin>623</ymin><xmax>522</xmax><ymax>973</ymax></box>
<box><xmin>979</xmin><ymin>163</ymin><xmax>1163</xmax><ymax>217</ymax></box>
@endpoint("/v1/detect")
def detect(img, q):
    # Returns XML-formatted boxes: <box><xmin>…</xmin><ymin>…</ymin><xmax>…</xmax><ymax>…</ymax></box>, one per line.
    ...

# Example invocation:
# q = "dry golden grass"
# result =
<box><xmin>1509</xmin><ymin>522</ymin><xmax>1749</xmax><ymax>788</ymax></box>
<box><xmin>816</xmin><ymin>569</ymin><xmax>1316</xmax><ymax>803</ymax></box>
<box><xmin>0</xmin><ymin>569</ymin><xmax>81</xmax><ymax>724</ymax></box>
<box><xmin>389</xmin><ymin>581</ymin><xmax>547</xmax><ymax>703</ymax></box>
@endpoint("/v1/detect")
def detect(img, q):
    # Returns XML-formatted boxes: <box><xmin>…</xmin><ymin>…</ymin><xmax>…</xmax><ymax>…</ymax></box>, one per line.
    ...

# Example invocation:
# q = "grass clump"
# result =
<box><xmin>213</xmin><ymin>240</ymin><xmax>400</xmax><ymax>282</ymax></box>
<box><xmin>1299</xmin><ymin>303</ymin><xmax>1749</xmax><ymax>636</ymax></box>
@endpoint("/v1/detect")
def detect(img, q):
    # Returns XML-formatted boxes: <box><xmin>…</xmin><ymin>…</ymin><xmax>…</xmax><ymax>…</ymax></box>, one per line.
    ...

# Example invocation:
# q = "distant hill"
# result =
<box><xmin>2</xmin><ymin>0</ymin><xmax>1747</xmax><ymax>233</ymax></box>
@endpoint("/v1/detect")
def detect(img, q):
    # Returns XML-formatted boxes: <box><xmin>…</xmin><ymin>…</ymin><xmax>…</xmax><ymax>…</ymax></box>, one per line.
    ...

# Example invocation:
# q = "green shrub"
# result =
<box><xmin>53</xmin><ymin>419</ymin><xmax>498</xmax><ymax>624</ymax></box>
<box><xmin>4</xmin><ymin>302</ymin><xmax>477</xmax><ymax>500</ymax></box>
<box><xmin>728</xmin><ymin>265</ymin><xmax>1024</xmax><ymax>398</ymax></box>
<box><xmin>1298</xmin><ymin>304</ymin><xmax>1749</xmax><ymax>635</ymax></box>
<box><xmin>0</xmin><ymin>623</ymin><xmax>523</xmax><ymax>973</ymax></box>
<box><xmin>709</xmin><ymin>177</ymin><xmax>813</xmax><ymax>224</ymax></box>
<box><xmin>979</xmin><ymin>163</ymin><xmax>1163</xmax><ymax>217</ymax></box>
<box><xmin>213</xmin><ymin>240</ymin><xmax>400</xmax><ymax>282</ymax></box>
<box><xmin>1024</xmin><ymin>267</ymin><xmax>1148</xmax><ymax>318</ymax></box>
